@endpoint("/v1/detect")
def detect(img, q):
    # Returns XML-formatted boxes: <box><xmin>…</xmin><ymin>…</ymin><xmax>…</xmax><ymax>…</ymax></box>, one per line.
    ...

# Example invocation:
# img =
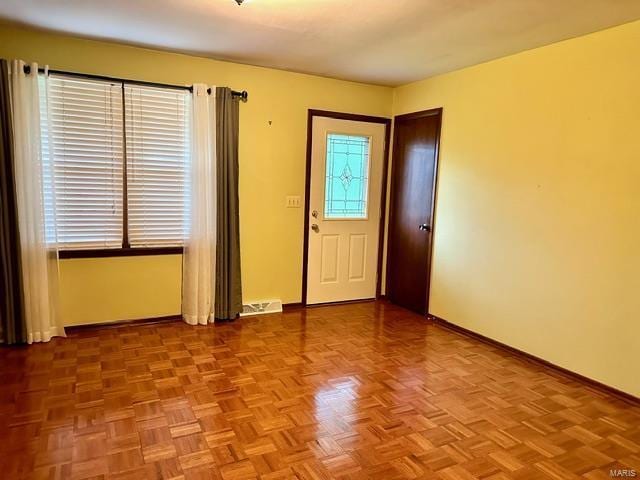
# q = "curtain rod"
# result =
<box><xmin>22</xmin><ymin>65</ymin><xmax>248</xmax><ymax>102</ymax></box>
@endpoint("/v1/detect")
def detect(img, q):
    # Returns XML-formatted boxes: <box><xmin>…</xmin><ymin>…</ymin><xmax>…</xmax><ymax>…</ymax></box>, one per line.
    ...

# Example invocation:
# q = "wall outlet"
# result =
<box><xmin>286</xmin><ymin>195</ymin><xmax>301</xmax><ymax>208</ymax></box>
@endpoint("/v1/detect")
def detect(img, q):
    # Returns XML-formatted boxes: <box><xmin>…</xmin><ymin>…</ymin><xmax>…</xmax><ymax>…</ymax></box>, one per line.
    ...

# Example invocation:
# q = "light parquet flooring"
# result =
<box><xmin>0</xmin><ymin>301</ymin><xmax>638</xmax><ymax>479</ymax></box>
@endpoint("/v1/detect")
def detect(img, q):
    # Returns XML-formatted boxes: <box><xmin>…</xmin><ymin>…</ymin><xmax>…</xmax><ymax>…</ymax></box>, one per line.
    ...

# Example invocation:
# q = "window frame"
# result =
<box><xmin>45</xmin><ymin>74</ymin><xmax>189</xmax><ymax>258</ymax></box>
<box><xmin>58</xmin><ymin>246</ymin><xmax>183</xmax><ymax>259</ymax></box>
<box><xmin>322</xmin><ymin>131</ymin><xmax>372</xmax><ymax>221</ymax></box>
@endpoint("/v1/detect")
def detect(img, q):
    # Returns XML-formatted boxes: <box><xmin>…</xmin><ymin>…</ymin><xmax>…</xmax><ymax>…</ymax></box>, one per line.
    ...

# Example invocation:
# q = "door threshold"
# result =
<box><xmin>305</xmin><ymin>297</ymin><xmax>377</xmax><ymax>308</ymax></box>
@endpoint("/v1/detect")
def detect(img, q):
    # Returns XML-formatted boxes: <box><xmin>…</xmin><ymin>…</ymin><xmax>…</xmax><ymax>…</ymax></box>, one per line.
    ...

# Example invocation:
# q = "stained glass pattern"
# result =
<box><xmin>324</xmin><ymin>133</ymin><xmax>370</xmax><ymax>219</ymax></box>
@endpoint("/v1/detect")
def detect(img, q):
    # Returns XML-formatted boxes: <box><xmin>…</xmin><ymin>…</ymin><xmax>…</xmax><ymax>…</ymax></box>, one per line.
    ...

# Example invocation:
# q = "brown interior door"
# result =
<box><xmin>386</xmin><ymin>109</ymin><xmax>442</xmax><ymax>315</ymax></box>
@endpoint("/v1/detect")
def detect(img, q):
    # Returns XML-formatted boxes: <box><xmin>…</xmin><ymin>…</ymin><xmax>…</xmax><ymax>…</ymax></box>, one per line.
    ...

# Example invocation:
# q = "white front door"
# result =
<box><xmin>306</xmin><ymin>116</ymin><xmax>386</xmax><ymax>305</ymax></box>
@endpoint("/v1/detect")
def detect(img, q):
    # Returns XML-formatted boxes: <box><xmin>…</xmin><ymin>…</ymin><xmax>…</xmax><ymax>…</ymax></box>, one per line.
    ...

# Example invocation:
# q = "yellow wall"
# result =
<box><xmin>394</xmin><ymin>20</ymin><xmax>640</xmax><ymax>397</ymax></box>
<box><xmin>59</xmin><ymin>256</ymin><xmax>183</xmax><ymax>324</ymax></box>
<box><xmin>0</xmin><ymin>24</ymin><xmax>392</xmax><ymax>325</ymax></box>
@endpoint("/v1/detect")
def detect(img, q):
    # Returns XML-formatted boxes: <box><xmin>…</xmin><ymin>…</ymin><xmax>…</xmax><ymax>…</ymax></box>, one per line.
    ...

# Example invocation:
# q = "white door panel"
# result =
<box><xmin>348</xmin><ymin>234</ymin><xmax>367</xmax><ymax>281</ymax></box>
<box><xmin>306</xmin><ymin>117</ymin><xmax>385</xmax><ymax>304</ymax></box>
<box><xmin>320</xmin><ymin>234</ymin><xmax>340</xmax><ymax>284</ymax></box>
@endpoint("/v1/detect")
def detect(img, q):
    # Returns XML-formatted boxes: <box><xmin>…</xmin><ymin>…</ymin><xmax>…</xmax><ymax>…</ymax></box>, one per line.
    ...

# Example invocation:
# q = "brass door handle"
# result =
<box><xmin>311</xmin><ymin>224</ymin><xmax>319</xmax><ymax>233</ymax></box>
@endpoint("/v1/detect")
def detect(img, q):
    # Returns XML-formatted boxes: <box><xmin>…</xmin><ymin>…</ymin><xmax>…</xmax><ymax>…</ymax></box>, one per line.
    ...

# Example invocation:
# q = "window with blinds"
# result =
<box><xmin>45</xmin><ymin>75</ymin><xmax>124</xmax><ymax>249</ymax></box>
<box><xmin>125</xmin><ymin>85</ymin><xmax>190</xmax><ymax>247</ymax></box>
<box><xmin>41</xmin><ymin>74</ymin><xmax>191</xmax><ymax>250</ymax></box>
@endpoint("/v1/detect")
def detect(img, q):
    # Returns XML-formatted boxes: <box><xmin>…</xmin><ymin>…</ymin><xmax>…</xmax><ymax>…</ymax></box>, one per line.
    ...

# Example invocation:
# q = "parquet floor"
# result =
<box><xmin>0</xmin><ymin>301</ymin><xmax>638</xmax><ymax>479</ymax></box>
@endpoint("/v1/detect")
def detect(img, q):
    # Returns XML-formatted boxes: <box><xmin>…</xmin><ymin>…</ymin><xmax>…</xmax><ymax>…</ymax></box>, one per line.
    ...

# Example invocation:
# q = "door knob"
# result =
<box><xmin>419</xmin><ymin>224</ymin><xmax>431</xmax><ymax>232</ymax></box>
<box><xmin>311</xmin><ymin>224</ymin><xmax>319</xmax><ymax>233</ymax></box>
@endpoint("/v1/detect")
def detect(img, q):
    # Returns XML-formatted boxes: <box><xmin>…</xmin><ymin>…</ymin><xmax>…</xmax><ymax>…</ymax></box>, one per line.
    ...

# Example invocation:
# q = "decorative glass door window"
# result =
<box><xmin>324</xmin><ymin>133</ymin><xmax>371</xmax><ymax>219</ymax></box>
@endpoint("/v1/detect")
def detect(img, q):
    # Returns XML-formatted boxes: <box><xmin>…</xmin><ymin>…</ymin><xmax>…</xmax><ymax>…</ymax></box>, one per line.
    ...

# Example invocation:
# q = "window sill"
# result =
<box><xmin>58</xmin><ymin>246</ymin><xmax>183</xmax><ymax>259</ymax></box>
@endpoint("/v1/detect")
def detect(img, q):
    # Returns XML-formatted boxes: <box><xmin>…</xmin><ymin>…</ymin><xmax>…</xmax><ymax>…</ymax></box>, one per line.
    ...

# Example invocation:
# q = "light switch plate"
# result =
<box><xmin>286</xmin><ymin>195</ymin><xmax>301</xmax><ymax>208</ymax></box>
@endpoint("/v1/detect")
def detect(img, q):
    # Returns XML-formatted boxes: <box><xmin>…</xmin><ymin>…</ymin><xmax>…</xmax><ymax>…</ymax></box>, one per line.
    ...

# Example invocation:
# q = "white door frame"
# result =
<box><xmin>301</xmin><ymin>110</ymin><xmax>391</xmax><ymax>306</ymax></box>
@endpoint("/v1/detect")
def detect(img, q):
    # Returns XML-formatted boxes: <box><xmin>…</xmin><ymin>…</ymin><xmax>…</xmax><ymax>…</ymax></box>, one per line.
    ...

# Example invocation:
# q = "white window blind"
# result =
<box><xmin>124</xmin><ymin>85</ymin><xmax>190</xmax><ymax>247</ymax></box>
<box><xmin>39</xmin><ymin>74</ymin><xmax>55</xmax><ymax>244</ymax></box>
<box><xmin>45</xmin><ymin>75</ymin><xmax>124</xmax><ymax>249</ymax></box>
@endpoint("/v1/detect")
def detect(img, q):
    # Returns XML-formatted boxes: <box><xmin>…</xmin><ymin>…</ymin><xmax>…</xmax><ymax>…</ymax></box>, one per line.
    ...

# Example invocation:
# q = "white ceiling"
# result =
<box><xmin>1</xmin><ymin>0</ymin><xmax>640</xmax><ymax>86</ymax></box>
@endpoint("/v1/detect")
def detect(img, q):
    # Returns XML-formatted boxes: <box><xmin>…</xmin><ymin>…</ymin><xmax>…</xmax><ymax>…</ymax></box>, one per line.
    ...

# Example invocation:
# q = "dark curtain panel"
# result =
<box><xmin>215</xmin><ymin>87</ymin><xmax>243</xmax><ymax>320</ymax></box>
<box><xmin>0</xmin><ymin>59</ymin><xmax>27</xmax><ymax>344</ymax></box>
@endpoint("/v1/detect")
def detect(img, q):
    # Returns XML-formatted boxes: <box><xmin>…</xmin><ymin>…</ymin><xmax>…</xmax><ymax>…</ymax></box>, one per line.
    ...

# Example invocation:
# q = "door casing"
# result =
<box><xmin>302</xmin><ymin>109</ymin><xmax>391</xmax><ymax>306</ymax></box>
<box><xmin>386</xmin><ymin>107</ymin><xmax>443</xmax><ymax>315</ymax></box>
